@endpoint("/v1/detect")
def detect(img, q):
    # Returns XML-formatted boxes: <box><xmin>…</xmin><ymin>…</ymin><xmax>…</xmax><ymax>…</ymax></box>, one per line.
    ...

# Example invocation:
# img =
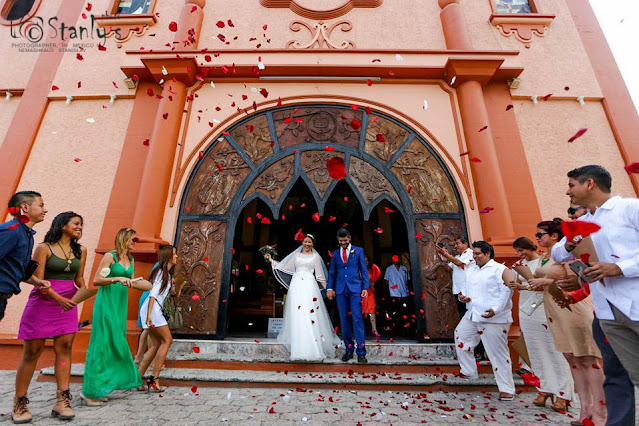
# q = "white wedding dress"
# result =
<box><xmin>274</xmin><ymin>252</ymin><xmax>341</xmax><ymax>361</ymax></box>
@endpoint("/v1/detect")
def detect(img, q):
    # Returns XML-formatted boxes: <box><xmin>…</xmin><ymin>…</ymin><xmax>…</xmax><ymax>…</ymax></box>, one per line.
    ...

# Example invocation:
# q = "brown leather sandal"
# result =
<box><xmin>533</xmin><ymin>392</ymin><xmax>554</xmax><ymax>407</ymax></box>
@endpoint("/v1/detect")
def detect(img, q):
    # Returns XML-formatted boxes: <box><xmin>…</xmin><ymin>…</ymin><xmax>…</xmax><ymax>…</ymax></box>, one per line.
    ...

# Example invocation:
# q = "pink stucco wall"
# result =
<box><xmin>0</xmin><ymin>94</ymin><xmax>21</xmax><ymax>149</ymax></box>
<box><xmin>514</xmin><ymin>99</ymin><xmax>635</xmax><ymax>221</ymax></box>
<box><xmin>0</xmin><ymin>98</ymin><xmax>133</xmax><ymax>334</ymax></box>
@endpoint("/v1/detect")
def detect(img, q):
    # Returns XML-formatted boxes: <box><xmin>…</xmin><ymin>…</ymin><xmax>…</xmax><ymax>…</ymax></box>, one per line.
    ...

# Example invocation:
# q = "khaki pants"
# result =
<box><xmin>599</xmin><ymin>303</ymin><xmax>639</xmax><ymax>387</ymax></box>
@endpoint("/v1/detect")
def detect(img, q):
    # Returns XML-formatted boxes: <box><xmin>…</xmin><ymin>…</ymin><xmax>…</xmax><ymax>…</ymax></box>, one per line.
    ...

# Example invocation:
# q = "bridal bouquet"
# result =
<box><xmin>258</xmin><ymin>244</ymin><xmax>278</xmax><ymax>259</ymax></box>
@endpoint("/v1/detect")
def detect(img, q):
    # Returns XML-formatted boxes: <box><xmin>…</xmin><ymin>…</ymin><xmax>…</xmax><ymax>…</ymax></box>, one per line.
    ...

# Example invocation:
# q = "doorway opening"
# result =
<box><xmin>227</xmin><ymin>177</ymin><xmax>415</xmax><ymax>340</ymax></box>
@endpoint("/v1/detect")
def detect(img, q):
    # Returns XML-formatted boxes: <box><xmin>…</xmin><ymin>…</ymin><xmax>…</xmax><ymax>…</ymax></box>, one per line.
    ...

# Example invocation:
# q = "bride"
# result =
<box><xmin>264</xmin><ymin>234</ymin><xmax>340</xmax><ymax>361</ymax></box>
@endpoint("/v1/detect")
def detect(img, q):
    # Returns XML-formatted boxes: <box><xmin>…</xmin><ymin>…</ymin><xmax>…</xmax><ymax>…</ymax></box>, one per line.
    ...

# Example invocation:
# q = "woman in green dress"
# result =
<box><xmin>81</xmin><ymin>228</ymin><xmax>152</xmax><ymax>406</ymax></box>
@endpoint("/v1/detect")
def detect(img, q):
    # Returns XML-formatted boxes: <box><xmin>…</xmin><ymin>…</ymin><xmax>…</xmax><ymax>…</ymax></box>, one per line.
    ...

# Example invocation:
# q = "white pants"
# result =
<box><xmin>455</xmin><ymin>317</ymin><xmax>516</xmax><ymax>394</ymax></box>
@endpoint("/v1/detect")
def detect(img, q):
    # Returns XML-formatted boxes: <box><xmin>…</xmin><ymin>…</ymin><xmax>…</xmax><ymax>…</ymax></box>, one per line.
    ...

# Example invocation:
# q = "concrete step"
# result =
<box><xmin>39</xmin><ymin>364</ymin><xmax>528</xmax><ymax>393</ymax></box>
<box><xmin>163</xmin><ymin>338</ymin><xmax>497</xmax><ymax>374</ymax></box>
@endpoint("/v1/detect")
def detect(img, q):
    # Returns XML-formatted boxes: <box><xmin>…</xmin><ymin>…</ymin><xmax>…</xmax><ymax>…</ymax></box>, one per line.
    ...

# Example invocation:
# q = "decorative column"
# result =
<box><xmin>438</xmin><ymin>0</ymin><xmax>473</xmax><ymax>50</ymax></box>
<box><xmin>130</xmin><ymin>0</ymin><xmax>205</xmax><ymax>246</ymax></box>
<box><xmin>439</xmin><ymin>0</ymin><xmax>516</xmax><ymax>247</ymax></box>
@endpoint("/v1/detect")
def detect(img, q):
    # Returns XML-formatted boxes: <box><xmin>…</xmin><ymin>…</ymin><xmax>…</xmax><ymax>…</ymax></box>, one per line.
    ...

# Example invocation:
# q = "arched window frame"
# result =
<box><xmin>0</xmin><ymin>0</ymin><xmax>42</xmax><ymax>27</ymax></box>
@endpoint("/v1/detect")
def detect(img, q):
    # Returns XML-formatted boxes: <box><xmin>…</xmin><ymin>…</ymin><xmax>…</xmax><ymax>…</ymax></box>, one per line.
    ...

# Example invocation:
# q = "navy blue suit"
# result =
<box><xmin>327</xmin><ymin>245</ymin><xmax>369</xmax><ymax>356</ymax></box>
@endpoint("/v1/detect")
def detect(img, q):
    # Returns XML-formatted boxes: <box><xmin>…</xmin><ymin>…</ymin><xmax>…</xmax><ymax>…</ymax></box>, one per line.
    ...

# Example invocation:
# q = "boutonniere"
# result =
<box><xmin>350</xmin><ymin>249</ymin><xmax>355</xmax><ymax>254</ymax></box>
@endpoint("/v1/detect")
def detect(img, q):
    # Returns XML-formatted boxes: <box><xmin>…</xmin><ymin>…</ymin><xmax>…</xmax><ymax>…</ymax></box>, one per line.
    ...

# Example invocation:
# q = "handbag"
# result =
<box><xmin>520</xmin><ymin>292</ymin><xmax>544</xmax><ymax>316</ymax></box>
<box><xmin>162</xmin><ymin>295</ymin><xmax>183</xmax><ymax>330</ymax></box>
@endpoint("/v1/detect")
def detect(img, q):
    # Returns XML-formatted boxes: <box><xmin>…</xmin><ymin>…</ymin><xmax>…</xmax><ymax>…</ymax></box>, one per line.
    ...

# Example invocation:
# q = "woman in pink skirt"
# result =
<box><xmin>13</xmin><ymin>212</ymin><xmax>87</xmax><ymax>423</ymax></box>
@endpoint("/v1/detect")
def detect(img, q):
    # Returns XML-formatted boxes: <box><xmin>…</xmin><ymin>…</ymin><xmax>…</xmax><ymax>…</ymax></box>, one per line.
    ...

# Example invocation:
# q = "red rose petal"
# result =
<box><xmin>470</xmin><ymin>157</ymin><xmax>482</xmax><ymax>163</ymax></box>
<box><xmin>192</xmin><ymin>346</ymin><xmax>200</xmax><ymax>353</ymax></box>
<box><xmin>478</xmin><ymin>126</ymin><xmax>488</xmax><ymax>132</ymax></box>
<box><xmin>52</xmin><ymin>85</ymin><xmax>59</xmax><ymax>91</ymax></box>
<box><xmin>191</xmin><ymin>386</ymin><xmax>197</xmax><ymax>393</ymax></box>
<box><xmin>568</xmin><ymin>128</ymin><xmax>588</xmax><ymax>143</ymax></box>
<box><xmin>506</xmin><ymin>104</ymin><xmax>514</xmax><ymax>111</ymax></box>
<box><xmin>350</xmin><ymin>118</ymin><xmax>362</xmax><ymax>130</ymax></box>
<box><xmin>169</xmin><ymin>22</ymin><xmax>178</xmax><ymax>32</ymax></box>
<box><xmin>375</xmin><ymin>133</ymin><xmax>386</xmax><ymax>142</ymax></box>
<box><xmin>191</xmin><ymin>295</ymin><xmax>200</xmax><ymax>300</ymax></box>
<box><xmin>384</xmin><ymin>207</ymin><xmax>394</xmax><ymax>213</ymax></box>
<box><xmin>392</xmin><ymin>255</ymin><xmax>399</xmax><ymax>262</ymax></box>
<box><xmin>324</xmin><ymin>146</ymin><xmax>335</xmax><ymax>151</ymax></box>
<box><xmin>624</xmin><ymin>162</ymin><xmax>639</xmax><ymax>174</ymax></box>
<box><xmin>256</xmin><ymin>269</ymin><xmax>263</xmax><ymax>274</ymax></box>
<box><xmin>374</xmin><ymin>227</ymin><xmax>383</xmax><ymax>234</ymax></box>
<box><xmin>543</xmin><ymin>93</ymin><xmax>553</xmax><ymax>101</ymax></box>
<box><xmin>216</xmin><ymin>20</ymin><xmax>225</xmax><ymax>28</ymax></box>
<box><xmin>326</xmin><ymin>157</ymin><xmax>347</xmax><ymax>180</ymax></box>
<box><xmin>146</xmin><ymin>88</ymin><xmax>155</xmax><ymax>97</ymax></box>
<box><xmin>247</xmin><ymin>217</ymin><xmax>252</xmax><ymax>224</ymax></box>
<box><xmin>261</xmin><ymin>217</ymin><xmax>271</xmax><ymax>224</ymax></box>
<box><xmin>294</xmin><ymin>228</ymin><xmax>305</xmax><ymax>241</ymax></box>
<box><xmin>329</xmin><ymin>216</ymin><xmax>336</xmax><ymax>221</ymax></box>
<box><xmin>268</xmin><ymin>406</ymin><xmax>274</xmax><ymax>414</ymax></box>
<box><xmin>76</xmin><ymin>53</ymin><xmax>83</xmax><ymax>61</ymax></box>
<box><xmin>312</xmin><ymin>212</ymin><xmax>320</xmax><ymax>222</ymax></box>
<box><xmin>580</xmin><ymin>253</ymin><xmax>590</xmax><ymax>264</ymax></box>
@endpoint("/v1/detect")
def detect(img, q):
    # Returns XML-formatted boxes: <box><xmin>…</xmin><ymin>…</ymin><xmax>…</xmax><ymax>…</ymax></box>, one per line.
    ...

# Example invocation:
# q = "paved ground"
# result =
<box><xmin>0</xmin><ymin>370</ymin><xmax>601</xmax><ymax>425</ymax></box>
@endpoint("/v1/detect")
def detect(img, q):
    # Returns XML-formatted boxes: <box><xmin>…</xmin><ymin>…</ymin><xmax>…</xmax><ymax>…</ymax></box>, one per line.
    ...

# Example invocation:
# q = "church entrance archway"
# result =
<box><xmin>175</xmin><ymin>104</ymin><xmax>467</xmax><ymax>342</ymax></box>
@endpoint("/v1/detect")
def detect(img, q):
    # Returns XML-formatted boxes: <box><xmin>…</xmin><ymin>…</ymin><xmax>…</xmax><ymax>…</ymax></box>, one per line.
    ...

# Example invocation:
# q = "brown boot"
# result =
<box><xmin>51</xmin><ymin>389</ymin><xmax>75</xmax><ymax>420</ymax></box>
<box><xmin>12</xmin><ymin>395</ymin><xmax>32</xmax><ymax>424</ymax></box>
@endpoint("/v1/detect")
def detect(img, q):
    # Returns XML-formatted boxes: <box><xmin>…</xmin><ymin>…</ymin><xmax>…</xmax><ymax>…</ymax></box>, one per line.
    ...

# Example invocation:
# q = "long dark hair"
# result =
<box><xmin>149</xmin><ymin>245</ymin><xmax>176</xmax><ymax>295</ymax></box>
<box><xmin>43</xmin><ymin>212</ymin><xmax>83</xmax><ymax>259</ymax></box>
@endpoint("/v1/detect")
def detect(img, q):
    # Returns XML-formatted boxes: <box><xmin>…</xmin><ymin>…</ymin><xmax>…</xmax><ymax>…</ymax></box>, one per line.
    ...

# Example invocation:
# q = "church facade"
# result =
<box><xmin>0</xmin><ymin>0</ymin><xmax>637</xmax><ymax>341</ymax></box>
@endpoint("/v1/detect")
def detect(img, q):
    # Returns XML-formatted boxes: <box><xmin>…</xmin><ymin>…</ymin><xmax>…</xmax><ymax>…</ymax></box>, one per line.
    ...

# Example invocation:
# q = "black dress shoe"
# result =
<box><xmin>341</xmin><ymin>353</ymin><xmax>354</xmax><ymax>362</ymax></box>
<box><xmin>357</xmin><ymin>355</ymin><xmax>368</xmax><ymax>364</ymax></box>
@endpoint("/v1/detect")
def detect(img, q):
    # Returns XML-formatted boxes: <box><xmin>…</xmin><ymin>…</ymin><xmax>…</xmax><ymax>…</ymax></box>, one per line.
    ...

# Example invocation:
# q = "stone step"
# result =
<box><xmin>163</xmin><ymin>338</ymin><xmax>497</xmax><ymax>374</ymax></box>
<box><xmin>39</xmin><ymin>364</ymin><xmax>528</xmax><ymax>393</ymax></box>
<box><xmin>168</xmin><ymin>338</ymin><xmax>456</xmax><ymax>360</ymax></box>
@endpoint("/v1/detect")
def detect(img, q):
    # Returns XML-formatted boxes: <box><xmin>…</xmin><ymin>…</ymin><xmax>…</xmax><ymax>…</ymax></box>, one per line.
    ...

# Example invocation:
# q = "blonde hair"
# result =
<box><xmin>114</xmin><ymin>228</ymin><xmax>136</xmax><ymax>256</ymax></box>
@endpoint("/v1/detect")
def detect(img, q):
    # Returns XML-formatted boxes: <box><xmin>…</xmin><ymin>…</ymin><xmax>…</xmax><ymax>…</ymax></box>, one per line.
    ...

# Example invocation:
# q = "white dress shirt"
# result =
<box><xmin>464</xmin><ymin>259</ymin><xmax>513</xmax><ymax>323</ymax></box>
<box><xmin>551</xmin><ymin>196</ymin><xmax>639</xmax><ymax>321</ymax></box>
<box><xmin>341</xmin><ymin>244</ymin><xmax>352</xmax><ymax>262</ymax></box>
<box><xmin>384</xmin><ymin>265</ymin><xmax>410</xmax><ymax>297</ymax></box>
<box><xmin>449</xmin><ymin>248</ymin><xmax>474</xmax><ymax>295</ymax></box>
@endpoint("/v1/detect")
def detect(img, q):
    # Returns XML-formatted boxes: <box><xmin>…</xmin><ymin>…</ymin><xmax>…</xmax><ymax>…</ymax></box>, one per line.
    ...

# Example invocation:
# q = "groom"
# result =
<box><xmin>327</xmin><ymin>228</ymin><xmax>369</xmax><ymax>363</ymax></box>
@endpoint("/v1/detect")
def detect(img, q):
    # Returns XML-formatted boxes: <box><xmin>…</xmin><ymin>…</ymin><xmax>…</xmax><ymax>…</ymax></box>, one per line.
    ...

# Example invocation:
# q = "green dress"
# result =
<box><xmin>82</xmin><ymin>251</ymin><xmax>142</xmax><ymax>398</ymax></box>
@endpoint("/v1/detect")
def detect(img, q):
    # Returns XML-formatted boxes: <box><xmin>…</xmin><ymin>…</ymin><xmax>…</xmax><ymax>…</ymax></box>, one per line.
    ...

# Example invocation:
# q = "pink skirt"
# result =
<box><xmin>18</xmin><ymin>279</ymin><xmax>78</xmax><ymax>340</ymax></box>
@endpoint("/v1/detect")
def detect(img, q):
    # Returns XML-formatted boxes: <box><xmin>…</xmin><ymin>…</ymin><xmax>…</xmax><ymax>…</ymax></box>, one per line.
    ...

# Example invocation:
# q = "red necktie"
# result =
<box><xmin>342</xmin><ymin>248</ymin><xmax>348</xmax><ymax>264</ymax></box>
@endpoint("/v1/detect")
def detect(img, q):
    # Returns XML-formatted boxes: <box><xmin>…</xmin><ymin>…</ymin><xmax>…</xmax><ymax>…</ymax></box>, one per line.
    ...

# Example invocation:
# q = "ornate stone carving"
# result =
<box><xmin>349</xmin><ymin>156</ymin><xmax>399</xmax><ymax>204</ymax></box>
<box><xmin>365</xmin><ymin>116</ymin><xmax>409</xmax><ymax>164</ymax></box>
<box><xmin>301</xmin><ymin>151</ymin><xmax>344</xmax><ymax>198</ymax></box>
<box><xmin>287</xmin><ymin>20</ymin><xmax>354</xmax><ymax>49</ymax></box>
<box><xmin>229</xmin><ymin>115</ymin><xmax>274</xmax><ymax>165</ymax></box>
<box><xmin>243</xmin><ymin>157</ymin><xmax>296</xmax><ymax>202</ymax></box>
<box><xmin>260</xmin><ymin>0</ymin><xmax>382</xmax><ymax>20</ymax></box>
<box><xmin>273</xmin><ymin>107</ymin><xmax>362</xmax><ymax>148</ymax></box>
<box><xmin>416</xmin><ymin>218</ymin><xmax>464</xmax><ymax>338</ymax></box>
<box><xmin>175</xmin><ymin>220</ymin><xmax>226</xmax><ymax>334</ymax></box>
<box><xmin>183</xmin><ymin>141</ymin><xmax>251</xmax><ymax>215</ymax></box>
<box><xmin>392</xmin><ymin>139</ymin><xmax>459</xmax><ymax>213</ymax></box>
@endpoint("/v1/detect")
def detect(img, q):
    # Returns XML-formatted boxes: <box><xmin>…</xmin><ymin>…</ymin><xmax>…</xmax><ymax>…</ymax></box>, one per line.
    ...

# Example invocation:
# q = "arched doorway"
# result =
<box><xmin>175</xmin><ymin>104</ymin><xmax>466</xmax><ymax>342</ymax></box>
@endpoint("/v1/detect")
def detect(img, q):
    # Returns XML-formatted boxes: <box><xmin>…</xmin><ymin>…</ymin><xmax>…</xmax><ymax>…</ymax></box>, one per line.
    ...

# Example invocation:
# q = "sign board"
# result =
<box><xmin>268</xmin><ymin>317</ymin><xmax>284</xmax><ymax>338</ymax></box>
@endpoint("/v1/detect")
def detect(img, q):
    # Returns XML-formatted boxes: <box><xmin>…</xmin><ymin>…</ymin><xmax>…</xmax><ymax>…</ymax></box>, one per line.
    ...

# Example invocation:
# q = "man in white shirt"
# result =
<box><xmin>552</xmin><ymin>165</ymin><xmax>639</xmax><ymax>389</ymax></box>
<box><xmin>455</xmin><ymin>241</ymin><xmax>516</xmax><ymax>401</ymax></box>
<box><xmin>437</xmin><ymin>237</ymin><xmax>474</xmax><ymax>319</ymax></box>
<box><xmin>384</xmin><ymin>255</ymin><xmax>411</xmax><ymax>335</ymax></box>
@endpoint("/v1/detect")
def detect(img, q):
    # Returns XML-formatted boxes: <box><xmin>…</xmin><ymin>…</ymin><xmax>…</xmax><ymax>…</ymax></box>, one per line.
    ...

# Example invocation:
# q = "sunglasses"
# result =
<box><xmin>535</xmin><ymin>232</ymin><xmax>549</xmax><ymax>239</ymax></box>
<box><xmin>567</xmin><ymin>207</ymin><xmax>585</xmax><ymax>215</ymax></box>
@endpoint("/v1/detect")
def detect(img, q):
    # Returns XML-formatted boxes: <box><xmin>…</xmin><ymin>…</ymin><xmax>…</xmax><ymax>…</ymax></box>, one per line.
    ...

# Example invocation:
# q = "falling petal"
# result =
<box><xmin>568</xmin><ymin>128</ymin><xmax>588</xmax><ymax>143</ymax></box>
<box><xmin>326</xmin><ymin>157</ymin><xmax>347</xmax><ymax>180</ymax></box>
